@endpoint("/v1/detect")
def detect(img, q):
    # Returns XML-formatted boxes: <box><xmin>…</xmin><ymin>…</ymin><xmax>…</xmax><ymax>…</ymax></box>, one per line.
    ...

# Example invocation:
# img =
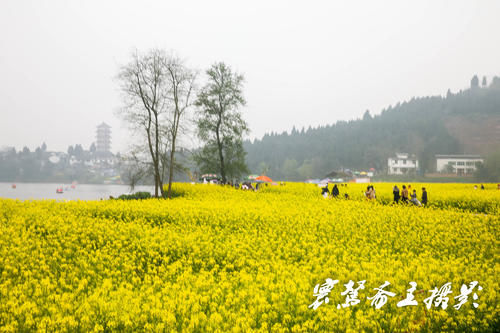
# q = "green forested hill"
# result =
<box><xmin>243</xmin><ymin>76</ymin><xmax>500</xmax><ymax>180</ymax></box>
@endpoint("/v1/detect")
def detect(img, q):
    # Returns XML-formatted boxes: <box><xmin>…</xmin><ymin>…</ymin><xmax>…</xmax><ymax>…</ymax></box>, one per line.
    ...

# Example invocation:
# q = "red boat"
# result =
<box><xmin>56</xmin><ymin>187</ymin><xmax>64</xmax><ymax>194</ymax></box>
<box><xmin>11</xmin><ymin>184</ymin><xmax>16</xmax><ymax>189</ymax></box>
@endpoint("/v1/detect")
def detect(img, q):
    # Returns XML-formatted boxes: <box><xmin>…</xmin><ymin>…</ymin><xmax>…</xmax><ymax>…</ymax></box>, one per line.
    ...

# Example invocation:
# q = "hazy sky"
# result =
<box><xmin>1</xmin><ymin>0</ymin><xmax>499</xmax><ymax>153</ymax></box>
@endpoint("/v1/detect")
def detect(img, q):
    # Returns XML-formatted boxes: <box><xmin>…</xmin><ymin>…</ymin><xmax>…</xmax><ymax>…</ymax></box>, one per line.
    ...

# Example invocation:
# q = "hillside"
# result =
<box><xmin>243</xmin><ymin>76</ymin><xmax>500</xmax><ymax>180</ymax></box>
<box><xmin>444</xmin><ymin>114</ymin><xmax>500</xmax><ymax>155</ymax></box>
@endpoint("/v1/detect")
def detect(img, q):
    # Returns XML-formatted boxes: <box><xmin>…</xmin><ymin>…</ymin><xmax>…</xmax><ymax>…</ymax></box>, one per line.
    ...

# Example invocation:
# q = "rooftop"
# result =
<box><xmin>435</xmin><ymin>154</ymin><xmax>482</xmax><ymax>159</ymax></box>
<box><xmin>391</xmin><ymin>153</ymin><xmax>417</xmax><ymax>159</ymax></box>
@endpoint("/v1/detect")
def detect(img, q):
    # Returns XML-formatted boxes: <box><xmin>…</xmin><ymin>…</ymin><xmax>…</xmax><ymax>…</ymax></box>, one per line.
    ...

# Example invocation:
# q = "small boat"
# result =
<box><xmin>56</xmin><ymin>187</ymin><xmax>64</xmax><ymax>194</ymax></box>
<box><xmin>11</xmin><ymin>184</ymin><xmax>16</xmax><ymax>189</ymax></box>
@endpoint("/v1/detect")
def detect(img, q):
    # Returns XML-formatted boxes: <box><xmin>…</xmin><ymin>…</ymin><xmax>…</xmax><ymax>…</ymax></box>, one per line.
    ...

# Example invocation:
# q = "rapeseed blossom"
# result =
<box><xmin>0</xmin><ymin>183</ymin><xmax>498</xmax><ymax>331</ymax></box>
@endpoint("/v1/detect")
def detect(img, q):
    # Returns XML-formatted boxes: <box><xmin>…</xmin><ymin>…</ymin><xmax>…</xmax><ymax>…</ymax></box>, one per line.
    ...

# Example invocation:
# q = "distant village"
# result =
<box><xmin>308</xmin><ymin>153</ymin><xmax>484</xmax><ymax>184</ymax></box>
<box><xmin>0</xmin><ymin>123</ymin><xmax>124</xmax><ymax>184</ymax></box>
<box><xmin>0</xmin><ymin>123</ymin><xmax>485</xmax><ymax>185</ymax></box>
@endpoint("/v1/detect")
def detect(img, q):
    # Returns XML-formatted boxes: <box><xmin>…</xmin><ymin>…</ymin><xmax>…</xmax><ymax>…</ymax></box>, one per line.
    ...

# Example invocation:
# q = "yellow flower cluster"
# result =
<box><xmin>0</xmin><ymin>183</ymin><xmax>498</xmax><ymax>332</ymax></box>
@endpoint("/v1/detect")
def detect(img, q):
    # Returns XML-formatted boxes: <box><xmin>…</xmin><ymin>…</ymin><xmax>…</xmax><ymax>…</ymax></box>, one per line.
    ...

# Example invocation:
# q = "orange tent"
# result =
<box><xmin>256</xmin><ymin>175</ymin><xmax>273</xmax><ymax>182</ymax></box>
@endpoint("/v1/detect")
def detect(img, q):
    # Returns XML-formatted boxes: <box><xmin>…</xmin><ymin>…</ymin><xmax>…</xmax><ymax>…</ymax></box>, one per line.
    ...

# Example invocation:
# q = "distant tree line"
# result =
<box><xmin>0</xmin><ymin>142</ymin><xmax>110</xmax><ymax>183</ymax></box>
<box><xmin>0</xmin><ymin>141</ymin><xmax>199</xmax><ymax>185</ymax></box>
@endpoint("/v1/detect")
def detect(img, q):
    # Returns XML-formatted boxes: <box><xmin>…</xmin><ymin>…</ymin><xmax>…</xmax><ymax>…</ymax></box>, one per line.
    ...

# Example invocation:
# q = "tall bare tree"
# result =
<box><xmin>117</xmin><ymin>49</ymin><xmax>196</xmax><ymax>198</ymax></box>
<box><xmin>117</xmin><ymin>49</ymin><xmax>169</xmax><ymax>197</ymax></box>
<box><xmin>164</xmin><ymin>56</ymin><xmax>196</xmax><ymax>198</ymax></box>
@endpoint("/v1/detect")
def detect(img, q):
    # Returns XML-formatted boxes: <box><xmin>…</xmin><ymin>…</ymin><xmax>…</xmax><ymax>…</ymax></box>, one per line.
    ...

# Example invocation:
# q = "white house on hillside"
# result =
<box><xmin>436</xmin><ymin>155</ymin><xmax>483</xmax><ymax>176</ymax></box>
<box><xmin>388</xmin><ymin>153</ymin><xmax>419</xmax><ymax>175</ymax></box>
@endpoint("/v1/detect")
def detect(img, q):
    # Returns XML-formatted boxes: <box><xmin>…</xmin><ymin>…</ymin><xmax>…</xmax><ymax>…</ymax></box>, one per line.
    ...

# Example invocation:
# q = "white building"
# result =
<box><xmin>436</xmin><ymin>155</ymin><xmax>483</xmax><ymax>176</ymax></box>
<box><xmin>388</xmin><ymin>153</ymin><xmax>419</xmax><ymax>175</ymax></box>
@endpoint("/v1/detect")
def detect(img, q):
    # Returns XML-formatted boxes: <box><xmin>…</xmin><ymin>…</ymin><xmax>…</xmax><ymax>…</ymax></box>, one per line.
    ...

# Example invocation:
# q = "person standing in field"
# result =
<box><xmin>401</xmin><ymin>185</ymin><xmax>409</xmax><ymax>203</ymax></box>
<box><xmin>421</xmin><ymin>187</ymin><xmax>428</xmax><ymax>206</ymax></box>
<box><xmin>331</xmin><ymin>184</ymin><xmax>340</xmax><ymax>198</ymax></box>
<box><xmin>393</xmin><ymin>185</ymin><xmax>400</xmax><ymax>204</ymax></box>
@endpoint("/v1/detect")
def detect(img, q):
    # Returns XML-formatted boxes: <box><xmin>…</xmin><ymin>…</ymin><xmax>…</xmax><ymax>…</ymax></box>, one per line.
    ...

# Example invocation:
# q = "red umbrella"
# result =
<box><xmin>256</xmin><ymin>175</ymin><xmax>273</xmax><ymax>182</ymax></box>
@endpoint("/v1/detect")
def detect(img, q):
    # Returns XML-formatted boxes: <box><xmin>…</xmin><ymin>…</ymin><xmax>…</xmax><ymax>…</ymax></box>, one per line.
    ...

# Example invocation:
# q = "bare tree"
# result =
<box><xmin>117</xmin><ymin>49</ymin><xmax>196</xmax><ymax>198</ymax></box>
<box><xmin>164</xmin><ymin>56</ymin><xmax>196</xmax><ymax>198</ymax></box>
<box><xmin>117</xmin><ymin>49</ymin><xmax>169</xmax><ymax>197</ymax></box>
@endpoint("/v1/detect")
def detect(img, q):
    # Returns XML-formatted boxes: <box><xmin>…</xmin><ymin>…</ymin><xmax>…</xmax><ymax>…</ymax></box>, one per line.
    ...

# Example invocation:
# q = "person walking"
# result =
<box><xmin>393</xmin><ymin>185</ymin><xmax>400</xmax><ymax>204</ymax></box>
<box><xmin>421</xmin><ymin>187</ymin><xmax>428</xmax><ymax>206</ymax></box>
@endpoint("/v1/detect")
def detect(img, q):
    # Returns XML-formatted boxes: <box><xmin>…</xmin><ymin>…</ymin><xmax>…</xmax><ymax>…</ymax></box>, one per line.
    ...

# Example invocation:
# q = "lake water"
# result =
<box><xmin>0</xmin><ymin>182</ymin><xmax>155</xmax><ymax>201</ymax></box>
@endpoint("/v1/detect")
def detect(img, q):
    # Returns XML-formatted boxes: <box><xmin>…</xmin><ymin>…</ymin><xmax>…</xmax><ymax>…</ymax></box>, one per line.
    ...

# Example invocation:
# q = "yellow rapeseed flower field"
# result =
<box><xmin>0</xmin><ymin>183</ymin><xmax>498</xmax><ymax>332</ymax></box>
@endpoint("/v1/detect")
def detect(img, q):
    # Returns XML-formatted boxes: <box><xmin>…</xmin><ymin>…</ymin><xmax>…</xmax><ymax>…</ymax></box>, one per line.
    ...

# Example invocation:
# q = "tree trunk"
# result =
<box><xmin>145</xmin><ymin>118</ymin><xmax>158</xmax><ymax>198</ymax></box>
<box><xmin>216</xmin><ymin>123</ymin><xmax>225</xmax><ymax>183</ymax></box>
<box><xmin>154</xmin><ymin>112</ymin><xmax>163</xmax><ymax>197</ymax></box>
<box><xmin>217</xmin><ymin>93</ymin><xmax>226</xmax><ymax>183</ymax></box>
<box><xmin>167</xmin><ymin>135</ymin><xmax>176</xmax><ymax>199</ymax></box>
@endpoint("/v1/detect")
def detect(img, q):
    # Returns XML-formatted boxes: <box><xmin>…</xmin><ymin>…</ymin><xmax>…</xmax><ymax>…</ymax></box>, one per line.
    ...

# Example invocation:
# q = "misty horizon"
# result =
<box><xmin>1</xmin><ymin>0</ymin><xmax>500</xmax><ymax>153</ymax></box>
<box><xmin>0</xmin><ymin>76</ymin><xmax>488</xmax><ymax>154</ymax></box>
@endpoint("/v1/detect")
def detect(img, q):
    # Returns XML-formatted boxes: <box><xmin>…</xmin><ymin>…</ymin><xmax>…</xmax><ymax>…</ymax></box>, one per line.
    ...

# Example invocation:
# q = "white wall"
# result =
<box><xmin>436</xmin><ymin>158</ymin><xmax>483</xmax><ymax>174</ymax></box>
<box><xmin>388</xmin><ymin>157</ymin><xmax>419</xmax><ymax>175</ymax></box>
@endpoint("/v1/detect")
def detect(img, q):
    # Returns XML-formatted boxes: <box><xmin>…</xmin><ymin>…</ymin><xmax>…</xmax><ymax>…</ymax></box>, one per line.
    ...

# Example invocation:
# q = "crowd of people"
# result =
<box><xmin>320</xmin><ymin>183</ymin><xmax>429</xmax><ymax>207</ymax></box>
<box><xmin>391</xmin><ymin>185</ymin><xmax>427</xmax><ymax>206</ymax></box>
